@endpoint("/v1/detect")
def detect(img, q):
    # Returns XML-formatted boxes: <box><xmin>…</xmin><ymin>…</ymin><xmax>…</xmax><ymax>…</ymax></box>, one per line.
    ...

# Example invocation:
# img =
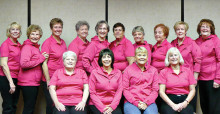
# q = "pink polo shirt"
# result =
<box><xmin>49</xmin><ymin>68</ymin><xmax>88</xmax><ymax>106</ymax></box>
<box><xmin>0</xmin><ymin>38</ymin><xmax>21</xmax><ymax>78</ymax></box>
<box><xmin>159</xmin><ymin>66</ymin><xmax>197</xmax><ymax>95</ymax></box>
<box><xmin>195</xmin><ymin>35</ymin><xmax>220</xmax><ymax>84</ymax></box>
<box><xmin>133</xmin><ymin>40</ymin><xmax>152</xmax><ymax>64</ymax></box>
<box><xmin>109</xmin><ymin>36</ymin><xmax>135</xmax><ymax>71</ymax></box>
<box><xmin>123</xmin><ymin>63</ymin><xmax>159</xmax><ymax>107</ymax></box>
<box><xmin>89</xmin><ymin>67</ymin><xmax>122</xmax><ymax>112</ymax></box>
<box><xmin>41</xmin><ymin>35</ymin><xmax>67</xmax><ymax>81</ymax></box>
<box><xmin>151</xmin><ymin>39</ymin><xmax>172</xmax><ymax>73</ymax></box>
<box><xmin>82</xmin><ymin>35</ymin><xmax>110</xmax><ymax>74</ymax></box>
<box><xmin>18</xmin><ymin>39</ymin><xmax>45</xmax><ymax>86</ymax></box>
<box><xmin>171</xmin><ymin>36</ymin><xmax>202</xmax><ymax>73</ymax></box>
<box><xmin>68</xmin><ymin>36</ymin><xmax>90</xmax><ymax>70</ymax></box>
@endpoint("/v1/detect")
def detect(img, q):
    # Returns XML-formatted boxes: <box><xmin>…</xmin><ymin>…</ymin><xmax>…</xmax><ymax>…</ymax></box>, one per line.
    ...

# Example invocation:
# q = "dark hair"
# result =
<box><xmin>113</xmin><ymin>22</ymin><xmax>125</xmax><ymax>32</ymax></box>
<box><xmin>197</xmin><ymin>19</ymin><xmax>215</xmax><ymax>35</ymax></box>
<box><xmin>98</xmin><ymin>48</ymin><xmax>114</xmax><ymax>68</ymax></box>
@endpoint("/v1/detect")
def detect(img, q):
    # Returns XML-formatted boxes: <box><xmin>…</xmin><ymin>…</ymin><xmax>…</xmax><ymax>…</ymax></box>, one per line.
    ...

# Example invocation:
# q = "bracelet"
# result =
<box><xmin>185</xmin><ymin>100</ymin><xmax>189</xmax><ymax>104</ymax></box>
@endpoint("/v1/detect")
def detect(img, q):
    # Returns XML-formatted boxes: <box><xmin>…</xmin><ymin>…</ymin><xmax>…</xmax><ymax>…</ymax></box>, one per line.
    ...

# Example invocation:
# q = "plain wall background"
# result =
<box><xmin>0</xmin><ymin>0</ymin><xmax>220</xmax><ymax>113</ymax></box>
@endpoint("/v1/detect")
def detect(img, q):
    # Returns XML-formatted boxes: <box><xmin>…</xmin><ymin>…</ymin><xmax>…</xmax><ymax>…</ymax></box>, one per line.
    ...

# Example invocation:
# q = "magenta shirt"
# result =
<box><xmin>171</xmin><ymin>36</ymin><xmax>202</xmax><ymax>73</ymax></box>
<box><xmin>159</xmin><ymin>66</ymin><xmax>197</xmax><ymax>95</ymax></box>
<box><xmin>17</xmin><ymin>39</ymin><xmax>45</xmax><ymax>86</ymax></box>
<box><xmin>109</xmin><ymin>36</ymin><xmax>135</xmax><ymax>71</ymax></box>
<box><xmin>41</xmin><ymin>35</ymin><xmax>67</xmax><ymax>81</ymax></box>
<box><xmin>89</xmin><ymin>67</ymin><xmax>122</xmax><ymax>112</ymax></box>
<box><xmin>195</xmin><ymin>35</ymin><xmax>220</xmax><ymax>83</ymax></box>
<box><xmin>68</xmin><ymin>36</ymin><xmax>90</xmax><ymax>70</ymax></box>
<box><xmin>0</xmin><ymin>38</ymin><xmax>21</xmax><ymax>78</ymax></box>
<box><xmin>82</xmin><ymin>35</ymin><xmax>110</xmax><ymax>73</ymax></box>
<box><xmin>151</xmin><ymin>39</ymin><xmax>172</xmax><ymax>73</ymax></box>
<box><xmin>123</xmin><ymin>63</ymin><xmax>159</xmax><ymax>107</ymax></box>
<box><xmin>133</xmin><ymin>40</ymin><xmax>152</xmax><ymax>64</ymax></box>
<box><xmin>49</xmin><ymin>68</ymin><xmax>88</xmax><ymax>106</ymax></box>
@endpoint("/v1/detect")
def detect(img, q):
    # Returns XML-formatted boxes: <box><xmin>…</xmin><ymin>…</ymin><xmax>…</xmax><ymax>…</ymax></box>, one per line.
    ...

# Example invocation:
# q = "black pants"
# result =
<box><xmin>0</xmin><ymin>76</ymin><xmax>20</xmax><ymax>114</ymax></box>
<box><xmin>53</xmin><ymin>106</ymin><xmax>87</xmax><ymax>114</ymax></box>
<box><xmin>190</xmin><ymin>85</ymin><xmax>197</xmax><ymax>113</ymax></box>
<box><xmin>90</xmin><ymin>105</ymin><xmax>122</xmax><ymax>114</ymax></box>
<box><xmin>42</xmin><ymin>81</ymin><xmax>54</xmax><ymax>114</ymax></box>
<box><xmin>160</xmin><ymin>94</ymin><xmax>194</xmax><ymax>114</ymax></box>
<box><xmin>199</xmin><ymin>80</ymin><xmax>220</xmax><ymax>114</ymax></box>
<box><xmin>21</xmin><ymin>86</ymin><xmax>39</xmax><ymax>114</ymax></box>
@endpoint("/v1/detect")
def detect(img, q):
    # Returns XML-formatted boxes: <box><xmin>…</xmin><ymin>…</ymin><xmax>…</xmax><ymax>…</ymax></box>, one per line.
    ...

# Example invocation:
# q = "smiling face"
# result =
<box><xmin>102</xmin><ymin>54</ymin><xmax>112</xmax><ymax>67</ymax></box>
<box><xmin>10</xmin><ymin>26</ymin><xmax>21</xmax><ymax>39</ymax></box>
<box><xmin>175</xmin><ymin>24</ymin><xmax>186</xmax><ymax>39</ymax></box>
<box><xmin>51</xmin><ymin>23</ymin><xmax>63</xmax><ymax>37</ymax></box>
<box><xmin>97</xmin><ymin>24</ymin><xmax>108</xmax><ymax>40</ymax></box>
<box><xmin>29</xmin><ymin>31</ymin><xmax>41</xmax><ymax>43</ymax></box>
<box><xmin>136</xmin><ymin>52</ymin><xmax>148</xmax><ymax>65</ymax></box>
<box><xmin>77</xmin><ymin>25</ymin><xmax>88</xmax><ymax>40</ymax></box>
<box><xmin>154</xmin><ymin>27</ymin><xmax>166</xmax><ymax>42</ymax></box>
<box><xmin>63</xmin><ymin>56</ymin><xmax>76</xmax><ymax>69</ymax></box>
<box><xmin>200</xmin><ymin>23</ymin><xmax>211</xmax><ymax>37</ymax></box>
<box><xmin>133</xmin><ymin>31</ymin><xmax>144</xmax><ymax>43</ymax></box>
<box><xmin>168</xmin><ymin>51</ymin><xmax>180</xmax><ymax>65</ymax></box>
<box><xmin>113</xmin><ymin>26</ymin><xmax>124</xmax><ymax>39</ymax></box>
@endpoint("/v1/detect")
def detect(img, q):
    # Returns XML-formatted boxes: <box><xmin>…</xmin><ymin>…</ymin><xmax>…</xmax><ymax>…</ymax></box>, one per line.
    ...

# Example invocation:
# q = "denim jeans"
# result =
<box><xmin>124</xmin><ymin>102</ymin><xmax>158</xmax><ymax>114</ymax></box>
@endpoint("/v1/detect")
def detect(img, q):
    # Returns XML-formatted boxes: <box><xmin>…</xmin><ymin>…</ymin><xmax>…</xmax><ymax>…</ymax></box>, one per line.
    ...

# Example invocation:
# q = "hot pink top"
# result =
<box><xmin>49</xmin><ymin>68</ymin><xmax>88</xmax><ymax>106</ymax></box>
<box><xmin>151</xmin><ymin>39</ymin><xmax>172</xmax><ymax>73</ymax></box>
<box><xmin>123</xmin><ymin>63</ymin><xmax>159</xmax><ymax>107</ymax></box>
<box><xmin>41</xmin><ymin>35</ymin><xmax>67</xmax><ymax>81</ymax></box>
<box><xmin>17</xmin><ymin>39</ymin><xmax>45</xmax><ymax>86</ymax></box>
<box><xmin>68</xmin><ymin>36</ymin><xmax>90</xmax><ymax>70</ymax></box>
<box><xmin>133</xmin><ymin>40</ymin><xmax>152</xmax><ymax>64</ymax></box>
<box><xmin>109</xmin><ymin>36</ymin><xmax>135</xmax><ymax>71</ymax></box>
<box><xmin>195</xmin><ymin>35</ymin><xmax>220</xmax><ymax>84</ymax></box>
<box><xmin>171</xmin><ymin>36</ymin><xmax>202</xmax><ymax>73</ymax></box>
<box><xmin>159</xmin><ymin>66</ymin><xmax>197</xmax><ymax>94</ymax></box>
<box><xmin>0</xmin><ymin>38</ymin><xmax>21</xmax><ymax>78</ymax></box>
<box><xmin>82</xmin><ymin>36</ymin><xmax>110</xmax><ymax>74</ymax></box>
<box><xmin>89</xmin><ymin>67</ymin><xmax>122</xmax><ymax>112</ymax></box>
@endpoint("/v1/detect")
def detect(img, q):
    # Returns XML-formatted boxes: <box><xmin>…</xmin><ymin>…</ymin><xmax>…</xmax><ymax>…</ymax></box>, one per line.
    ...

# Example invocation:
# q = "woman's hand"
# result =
<box><xmin>75</xmin><ymin>101</ymin><xmax>86</xmax><ymax>111</ymax></box>
<box><xmin>103</xmin><ymin>106</ymin><xmax>113</xmax><ymax>114</ymax></box>
<box><xmin>171</xmin><ymin>103</ymin><xmax>180</xmax><ymax>111</ymax></box>
<box><xmin>42</xmin><ymin>52</ymin><xmax>49</xmax><ymax>59</ymax></box>
<box><xmin>213</xmin><ymin>82</ymin><xmax>219</xmax><ymax>88</ymax></box>
<box><xmin>55</xmin><ymin>102</ymin><xmax>66</xmax><ymax>111</ymax></box>
<box><xmin>9</xmin><ymin>82</ymin><xmax>16</xmax><ymax>94</ymax></box>
<box><xmin>138</xmin><ymin>101</ymin><xmax>147</xmax><ymax>110</ymax></box>
<box><xmin>177</xmin><ymin>101</ymin><xmax>188</xmax><ymax>112</ymax></box>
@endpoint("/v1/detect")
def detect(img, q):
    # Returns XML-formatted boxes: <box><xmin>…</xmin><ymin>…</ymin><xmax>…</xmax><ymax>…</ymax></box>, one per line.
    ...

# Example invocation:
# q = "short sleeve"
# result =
<box><xmin>159</xmin><ymin>69</ymin><xmax>167</xmax><ymax>84</ymax></box>
<box><xmin>188</xmin><ymin>69</ymin><xmax>197</xmax><ymax>85</ymax></box>
<box><xmin>49</xmin><ymin>70</ymin><xmax>59</xmax><ymax>86</ymax></box>
<box><xmin>1</xmin><ymin>42</ymin><xmax>9</xmax><ymax>57</ymax></box>
<box><xmin>81</xmin><ymin>70</ymin><xmax>88</xmax><ymax>84</ymax></box>
<box><xmin>124</xmin><ymin>40</ymin><xmax>135</xmax><ymax>57</ymax></box>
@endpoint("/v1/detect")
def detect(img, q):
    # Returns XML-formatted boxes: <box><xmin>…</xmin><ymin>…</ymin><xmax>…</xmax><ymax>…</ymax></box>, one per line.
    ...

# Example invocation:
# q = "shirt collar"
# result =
<box><xmin>63</xmin><ymin>68</ymin><xmax>76</xmax><ymax>76</ymax></box>
<box><xmin>50</xmin><ymin>35</ymin><xmax>64</xmax><ymax>45</ymax></box>
<box><xmin>7</xmin><ymin>37</ymin><xmax>21</xmax><ymax>46</ymax></box>
<box><xmin>76</xmin><ymin>36</ymin><xmax>89</xmax><ymax>45</ymax></box>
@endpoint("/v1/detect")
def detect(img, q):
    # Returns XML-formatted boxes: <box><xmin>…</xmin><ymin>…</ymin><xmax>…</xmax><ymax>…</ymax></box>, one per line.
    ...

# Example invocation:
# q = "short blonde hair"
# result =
<box><xmin>63</xmin><ymin>51</ymin><xmax>77</xmax><ymax>62</ymax></box>
<box><xmin>173</xmin><ymin>21</ymin><xmax>189</xmax><ymax>31</ymax></box>
<box><xmin>132</xmin><ymin>26</ymin><xmax>145</xmax><ymax>36</ymax></box>
<box><xmin>135</xmin><ymin>47</ymin><xmax>148</xmax><ymax>56</ymax></box>
<box><xmin>6</xmin><ymin>22</ymin><xmax>22</xmax><ymax>37</ymax></box>
<box><xmin>165</xmin><ymin>47</ymin><xmax>184</xmax><ymax>66</ymax></box>
<box><xmin>27</xmin><ymin>24</ymin><xmax>43</xmax><ymax>38</ymax></box>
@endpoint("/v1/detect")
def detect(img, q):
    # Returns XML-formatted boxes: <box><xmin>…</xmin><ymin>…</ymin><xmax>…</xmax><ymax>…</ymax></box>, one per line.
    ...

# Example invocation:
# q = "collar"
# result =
<box><xmin>63</xmin><ymin>68</ymin><xmax>76</xmax><ymax>76</ymax></box>
<box><xmin>50</xmin><ymin>35</ymin><xmax>64</xmax><ymax>45</ymax></box>
<box><xmin>168</xmin><ymin>65</ymin><xmax>184</xmax><ymax>75</ymax></box>
<box><xmin>134</xmin><ymin>62</ymin><xmax>150</xmax><ymax>72</ymax></box>
<box><xmin>7</xmin><ymin>37</ymin><xmax>21</xmax><ymax>46</ymax></box>
<box><xmin>76</xmin><ymin>36</ymin><xmax>89</xmax><ymax>45</ymax></box>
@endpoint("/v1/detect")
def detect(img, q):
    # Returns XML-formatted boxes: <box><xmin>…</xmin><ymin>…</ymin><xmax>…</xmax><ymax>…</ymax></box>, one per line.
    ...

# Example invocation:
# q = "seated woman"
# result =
<box><xmin>89</xmin><ymin>49</ymin><xmax>123</xmax><ymax>114</ymax></box>
<box><xmin>49</xmin><ymin>51</ymin><xmax>89</xmax><ymax>114</ymax></box>
<box><xmin>159</xmin><ymin>47</ymin><xmax>196</xmax><ymax>114</ymax></box>
<box><xmin>123</xmin><ymin>47</ymin><xmax>159</xmax><ymax>114</ymax></box>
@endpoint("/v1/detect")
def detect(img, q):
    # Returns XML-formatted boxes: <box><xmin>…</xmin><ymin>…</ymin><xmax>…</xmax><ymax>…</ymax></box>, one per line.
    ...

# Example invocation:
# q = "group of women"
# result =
<box><xmin>0</xmin><ymin>18</ymin><xmax>219</xmax><ymax>114</ymax></box>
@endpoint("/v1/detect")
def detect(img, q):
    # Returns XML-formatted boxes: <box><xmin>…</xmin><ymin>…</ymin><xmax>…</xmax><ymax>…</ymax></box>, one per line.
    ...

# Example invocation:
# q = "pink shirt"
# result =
<box><xmin>133</xmin><ymin>40</ymin><xmax>152</xmax><ymax>64</ymax></box>
<box><xmin>123</xmin><ymin>63</ymin><xmax>159</xmax><ymax>107</ymax></box>
<box><xmin>151</xmin><ymin>39</ymin><xmax>172</xmax><ymax>73</ymax></box>
<box><xmin>49</xmin><ymin>68</ymin><xmax>88</xmax><ymax>106</ymax></box>
<box><xmin>68</xmin><ymin>36</ymin><xmax>90</xmax><ymax>70</ymax></box>
<box><xmin>0</xmin><ymin>38</ymin><xmax>21</xmax><ymax>78</ymax></box>
<box><xmin>82</xmin><ymin>36</ymin><xmax>110</xmax><ymax>73</ymax></box>
<box><xmin>171</xmin><ymin>36</ymin><xmax>202</xmax><ymax>73</ymax></box>
<box><xmin>89</xmin><ymin>67</ymin><xmax>122</xmax><ymax>112</ymax></box>
<box><xmin>41</xmin><ymin>35</ymin><xmax>67</xmax><ymax>81</ymax></box>
<box><xmin>109</xmin><ymin>36</ymin><xmax>135</xmax><ymax>71</ymax></box>
<box><xmin>159</xmin><ymin>66</ymin><xmax>197</xmax><ymax>95</ymax></box>
<box><xmin>18</xmin><ymin>39</ymin><xmax>45</xmax><ymax>86</ymax></box>
<box><xmin>195</xmin><ymin>35</ymin><xmax>220</xmax><ymax>83</ymax></box>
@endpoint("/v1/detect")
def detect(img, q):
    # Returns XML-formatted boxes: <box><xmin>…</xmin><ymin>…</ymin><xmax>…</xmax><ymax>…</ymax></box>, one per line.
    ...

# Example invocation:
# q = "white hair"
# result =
<box><xmin>62</xmin><ymin>51</ymin><xmax>77</xmax><ymax>61</ymax></box>
<box><xmin>165</xmin><ymin>47</ymin><xmax>184</xmax><ymax>66</ymax></box>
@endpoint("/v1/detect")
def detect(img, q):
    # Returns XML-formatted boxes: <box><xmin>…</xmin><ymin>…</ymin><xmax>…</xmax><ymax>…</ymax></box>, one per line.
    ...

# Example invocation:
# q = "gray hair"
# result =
<box><xmin>63</xmin><ymin>51</ymin><xmax>77</xmax><ymax>61</ymax></box>
<box><xmin>165</xmin><ymin>47</ymin><xmax>184</xmax><ymax>66</ymax></box>
<box><xmin>95</xmin><ymin>20</ymin><xmax>109</xmax><ymax>35</ymax></box>
<box><xmin>132</xmin><ymin>26</ymin><xmax>145</xmax><ymax>36</ymax></box>
<box><xmin>75</xmin><ymin>20</ymin><xmax>90</xmax><ymax>31</ymax></box>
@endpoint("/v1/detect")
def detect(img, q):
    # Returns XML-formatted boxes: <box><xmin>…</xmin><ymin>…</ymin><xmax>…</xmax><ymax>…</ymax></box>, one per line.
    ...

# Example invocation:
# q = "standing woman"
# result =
<box><xmin>83</xmin><ymin>20</ymin><xmax>110</xmax><ymax>74</ymax></box>
<box><xmin>109</xmin><ymin>22</ymin><xmax>135</xmax><ymax>71</ymax></box>
<box><xmin>0</xmin><ymin>22</ymin><xmax>22</xmax><ymax>114</ymax></box>
<box><xmin>17</xmin><ymin>25</ymin><xmax>48</xmax><ymax>114</ymax></box>
<box><xmin>41</xmin><ymin>18</ymin><xmax>67</xmax><ymax>114</ymax></box>
<box><xmin>195</xmin><ymin>19</ymin><xmax>220</xmax><ymax>114</ymax></box>
<box><xmin>68</xmin><ymin>21</ymin><xmax>90</xmax><ymax>70</ymax></box>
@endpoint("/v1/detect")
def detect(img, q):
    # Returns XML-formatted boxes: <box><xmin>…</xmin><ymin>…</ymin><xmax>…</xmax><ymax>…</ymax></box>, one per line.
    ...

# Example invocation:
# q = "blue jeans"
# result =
<box><xmin>124</xmin><ymin>102</ymin><xmax>158</xmax><ymax>114</ymax></box>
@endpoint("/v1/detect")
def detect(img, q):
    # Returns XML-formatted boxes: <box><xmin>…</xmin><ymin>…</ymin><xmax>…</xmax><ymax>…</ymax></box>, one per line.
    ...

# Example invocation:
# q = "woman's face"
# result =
<box><xmin>135</xmin><ymin>52</ymin><xmax>148</xmax><ymax>65</ymax></box>
<box><xmin>154</xmin><ymin>27</ymin><xmax>166</xmax><ymax>42</ymax></box>
<box><xmin>29</xmin><ymin>31</ymin><xmax>41</xmax><ymax>44</ymax></box>
<box><xmin>113</xmin><ymin>26</ymin><xmax>124</xmax><ymax>39</ymax></box>
<box><xmin>133</xmin><ymin>32</ymin><xmax>144</xmax><ymax>43</ymax></box>
<box><xmin>168</xmin><ymin>51</ymin><xmax>180</xmax><ymax>65</ymax></box>
<box><xmin>102</xmin><ymin>54</ymin><xmax>112</xmax><ymax>67</ymax></box>
<box><xmin>77</xmin><ymin>25</ymin><xmax>88</xmax><ymax>39</ymax></box>
<box><xmin>63</xmin><ymin>56</ymin><xmax>76</xmax><ymax>69</ymax></box>
<box><xmin>97</xmin><ymin>24</ymin><xmax>108</xmax><ymax>39</ymax></box>
<box><xmin>10</xmin><ymin>27</ymin><xmax>20</xmax><ymax>39</ymax></box>
<box><xmin>200</xmin><ymin>23</ymin><xmax>211</xmax><ymax>36</ymax></box>
<box><xmin>51</xmin><ymin>23</ymin><xmax>63</xmax><ymax>37</ymax></box>
<box><xmin>175</xmin><ymin>24</ymin><xmax>186</xmax><ymax>39</ymax></box>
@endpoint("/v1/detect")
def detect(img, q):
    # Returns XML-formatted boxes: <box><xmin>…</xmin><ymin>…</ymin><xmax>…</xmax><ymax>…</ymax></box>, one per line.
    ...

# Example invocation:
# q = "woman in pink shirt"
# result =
<box><xmin>41</xmin><ymin>18</ymin><xmax>67</xmax><ymax>114</ymax></box>
<box><xmin>132</xmin><ymin>26</ymin><xmax>152</xmax><ymax>64</ymax></box>
<box><xmin>68</xmin><ymin>21</ymin><xmax>90</xmax><ymax>70</ymax></box>
<box><xmin>49</xmin><ymin>51</ymin><xmax>89</xmax><ymax>114</ymax></box>
<box><xmin>159</xmin><ymin>47</ymin><xmax>196</xmax><ymax>114</ymax></box>
<box><xmin>123</xmin><ymin>47</ymin><xmax>159</xmax><ymax>114</ymax></box>
<box><xmin>89</xmin><ymin>49</ymin><xmax>123</xmax><ymax>114</ymax></box>
<box><xmin>109</xmin><ymin>22</ymin><xmax>135</xmax><ymax>71</ymax></box>
<box><xmin>0</xmin><ymin>22</ymin><xmax>22</xmax><ymax>114</ymax></box>
<box><xmin>82</xmin><ymin>20</ymin><xmax>110</xmax><ymax>74</ymax></box>
<box><xmin>195</xmin><ymin>19</ymin><xmax>220</xmax><ymax>114</ymax></box>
